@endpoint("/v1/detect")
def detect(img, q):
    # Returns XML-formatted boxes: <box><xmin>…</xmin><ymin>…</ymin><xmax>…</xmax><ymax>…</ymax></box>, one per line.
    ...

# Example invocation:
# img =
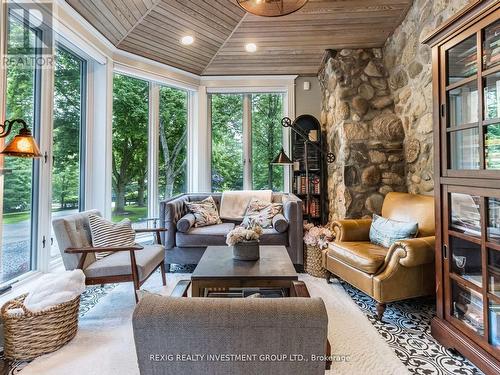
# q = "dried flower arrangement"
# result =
<box><xmin>226</xmin><ymin>225</ymin><xmax>263</xmax><ymax>246</ymax></box>
<box><xmin>303</xmin><ymin>223</ymin><xmax>333</xmax><ymax>250</ymax></box>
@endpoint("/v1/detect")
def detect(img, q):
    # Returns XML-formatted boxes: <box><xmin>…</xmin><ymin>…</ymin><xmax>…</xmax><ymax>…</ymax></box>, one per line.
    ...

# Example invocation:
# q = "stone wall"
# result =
<box><xmin>319</xmin><ymin>49</ymin><xmax>406</xmax><ymax>221</ymax></box>
<box><xmin>383</xmin><ymin>0</ymin><xmax>469</xmax><ymax>194</ymax></box>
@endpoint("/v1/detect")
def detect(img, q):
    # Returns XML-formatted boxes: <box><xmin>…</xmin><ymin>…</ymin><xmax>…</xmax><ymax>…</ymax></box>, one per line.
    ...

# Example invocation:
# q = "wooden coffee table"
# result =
<box><xmin>191</xmin><ymin>245</ymin><xmax>298</xmax><ymax>297</ymax></box>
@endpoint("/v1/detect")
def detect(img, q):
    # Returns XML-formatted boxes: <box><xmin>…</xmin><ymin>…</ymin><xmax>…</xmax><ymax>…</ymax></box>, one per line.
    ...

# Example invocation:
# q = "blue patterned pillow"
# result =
<box><xmin>369</xmin><ymin>214</ymin><xmax>418</xmax><ymax>248</ymax></box>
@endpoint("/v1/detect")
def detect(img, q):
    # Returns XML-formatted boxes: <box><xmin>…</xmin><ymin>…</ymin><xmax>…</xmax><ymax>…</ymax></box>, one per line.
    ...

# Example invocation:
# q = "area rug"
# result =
<box><xmin>17</xmin><ymin>272</ymin><xmax>409</xmax><ymax>375</ymax></box>
<box><xmin>340</xmin><ymin>281</ymin><xmax>483</xmax><ymax>375</ymax></box>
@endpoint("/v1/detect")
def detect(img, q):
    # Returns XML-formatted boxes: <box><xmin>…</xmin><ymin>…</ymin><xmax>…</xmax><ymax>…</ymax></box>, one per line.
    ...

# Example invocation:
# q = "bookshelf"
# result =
<box><xmin>290</xmin><ymin>115</ymin><xmax>328</xmax><ymax>225</ymax></box>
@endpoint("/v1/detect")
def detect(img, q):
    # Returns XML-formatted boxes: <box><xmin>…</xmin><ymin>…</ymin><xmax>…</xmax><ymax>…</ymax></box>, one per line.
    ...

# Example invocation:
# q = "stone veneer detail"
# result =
<box><xmin>319</xmin><ymin>49</ymin><xmax>406</xmax><ymax>221</ymax></box>
<box><xmin>383</xmin><ymin>0</ymin><xmax>469</xmax><ymax>194</ymax></box>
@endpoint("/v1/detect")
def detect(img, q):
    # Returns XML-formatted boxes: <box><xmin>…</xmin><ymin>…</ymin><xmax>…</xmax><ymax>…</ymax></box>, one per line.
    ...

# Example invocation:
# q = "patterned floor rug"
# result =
<box><xmin>340</xmin><ymin>280</ymin><xmax>483</xmax><ymax>375</ymax></box>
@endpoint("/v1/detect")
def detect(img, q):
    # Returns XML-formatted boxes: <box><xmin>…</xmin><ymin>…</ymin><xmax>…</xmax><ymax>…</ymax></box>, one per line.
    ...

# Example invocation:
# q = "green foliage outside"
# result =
<box><xmin>52</xmin><ymin>47</ymin><xmax>83</xmax><ymax>211</ymax></box>
<box><xmin>251</xmin><ymin>93</ymin><xmax>284</xmax><ymax>191</ymax></box>
<box><xmin>211</xmin><ymin>94</ymin><xmax>244</xmax><ymax>191</ymax></box>
<box><xmin>486</xmin><ymin>89</ymin><xmax>500</xmax><ymax>169</ymax></box>
<box><xmin>112</xmin><ymin>74</ymin><xmax>149</xmax><ymax>219</ymax></box>
<box><xmin>3</xmin><ymin>20</ymin><xmax>35</xmax><ymax>214</ymax></box>
<box><xmin>158</xmin><ymin>86</ymin><xmax>188</xmax><ymax>199</ymax></box>
<box><xmin>112</xmin><ymin>75</ymin><xmax>189</xmax><ymax>222</ymax></box>
<box><xmin>211</xmin><ymin>93</ymin><xmax>284</xmax><ymax>192</ymax></box>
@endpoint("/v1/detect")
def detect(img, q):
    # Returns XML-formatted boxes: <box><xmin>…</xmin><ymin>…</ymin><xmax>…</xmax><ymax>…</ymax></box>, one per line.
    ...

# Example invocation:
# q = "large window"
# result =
<box><xmin>50</xmin><ymin>46</ymin><xmax>86</xmax><ymax>257</ymax></box>
<box><xmin>112</xmin><ymin>74</ymin><xmax>149</xmax><ymax>225</ymax></box>
<box><xmin>158</xmin><ymin>86</ymin><xmax>188</xmax><ymax>200</ymax></box>
<box><xmin>1</xmin><ymin>14</ymin><xmax>41</xmax><ymax>282</ymax></box>
<box><xmin>210</xmin><ymin>93</ymin><xmax>285</xmax><ymax>192</ymax></box>
<box><xmin>211</xmin><ymin>94</ymin><xmax>244</xmax><ymax>191</ymax></box>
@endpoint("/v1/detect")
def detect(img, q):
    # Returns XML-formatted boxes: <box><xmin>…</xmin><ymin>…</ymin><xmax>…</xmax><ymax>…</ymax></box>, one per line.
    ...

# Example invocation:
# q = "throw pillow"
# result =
<box><xmin>88</xmin><ymin>214</ymin><xmax>136</xmax><ymax>259</ymax></box>
<box><xmin>369</xmin><ymin>214</ymin><xmax>418</xmax><ymax>248</ymax></box>
<box><xmin>242</xmin><ymin>199</ymin><xmax>283</xmax><ymax>229</ymax></box>
<box><xmin>272</xmin><ymin>213</ymin><xmax>289</xmax><ymax>233</ymax></box>
<box><xmin>177</xmin><ymin>213</ymin><xmax>196</xmax><ymax>233</ymax></box>
<box><xmin>185</xmin><ymin>196</ymin><xmax>222</xmax><ymax>227</ymax></box>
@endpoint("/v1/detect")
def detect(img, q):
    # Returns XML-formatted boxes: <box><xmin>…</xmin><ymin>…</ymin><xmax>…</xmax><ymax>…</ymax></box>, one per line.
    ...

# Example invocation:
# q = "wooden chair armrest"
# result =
<box><xmin>134</xmin><ymin>228</ymin><xmax>168</xmax><ymax>233</ymax></box>
<box><xmin>170</xmin><ymin>280</ymin><xmax>191</xmax><ymax>297</ymax></box>
<box><xmin>65</xmin><ymin>244</ymin><xmax>144</xmax><ymax>254</ymax></box>
<box><xmin>291</xmin><ymin>280</ymin><xmax>310</xmax><ymax>297</ymax></box>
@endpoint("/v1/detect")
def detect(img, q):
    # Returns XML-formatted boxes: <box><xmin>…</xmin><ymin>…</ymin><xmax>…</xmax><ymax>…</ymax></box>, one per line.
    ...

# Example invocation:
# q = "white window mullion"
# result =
<box><xmin>243</xmin><ymin>94</ymin><xmax>252</xmax><ymax>190</ymax></box>
<box><xmin>37</xmin><ymin>42</ymin><xmax>55</xmax><ymax>273</ymax></box>
<box><xmin>148</xmin><ymin>82</ymin><xmax>160</xmax><ymax>220</ymax></box>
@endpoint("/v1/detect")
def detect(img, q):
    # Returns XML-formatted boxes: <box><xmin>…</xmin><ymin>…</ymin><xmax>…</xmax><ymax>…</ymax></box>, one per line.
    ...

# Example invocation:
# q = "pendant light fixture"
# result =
<box><xmin>237</xmin><ymin>0</ymin><xmax>308</xmax><ymax>17</ymax></box>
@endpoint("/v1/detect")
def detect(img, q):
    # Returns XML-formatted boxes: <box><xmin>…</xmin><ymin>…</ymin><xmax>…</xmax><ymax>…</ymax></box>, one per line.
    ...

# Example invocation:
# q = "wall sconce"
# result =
<box><xmin>0</xmin><ymin>119</ymin><xmax>42</xmax><ymax>158</ymax></box>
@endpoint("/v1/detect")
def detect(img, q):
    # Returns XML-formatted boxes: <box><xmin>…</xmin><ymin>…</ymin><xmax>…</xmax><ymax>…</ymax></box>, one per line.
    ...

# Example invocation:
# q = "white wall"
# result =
<box><xmin>295</xmin><ymin>76</ymin><xmax>321</xmax><ymax>120</ymax></box>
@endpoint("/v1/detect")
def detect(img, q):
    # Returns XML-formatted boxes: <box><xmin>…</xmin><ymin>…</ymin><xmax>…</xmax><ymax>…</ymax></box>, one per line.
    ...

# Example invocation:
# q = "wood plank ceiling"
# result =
<box><xmin>65</xmin><ymin>0</ymin><xmax>413</xmax><ymax>76</ymax></box>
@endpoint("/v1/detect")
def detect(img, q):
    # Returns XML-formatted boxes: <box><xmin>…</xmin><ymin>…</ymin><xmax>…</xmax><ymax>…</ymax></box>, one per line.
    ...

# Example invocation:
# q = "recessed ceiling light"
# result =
<box><xmin>181</xmin><ymin>35</ymin><xmax>194</xmax><ymax>45</ymax></box>
<box><xmin>245</xmin><ymin>43</ymin><xmax>257</xmax><ymax>53</ymax></box>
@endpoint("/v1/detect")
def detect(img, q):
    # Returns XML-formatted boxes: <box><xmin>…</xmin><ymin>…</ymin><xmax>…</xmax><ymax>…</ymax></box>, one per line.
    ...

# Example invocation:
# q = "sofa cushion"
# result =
<box><xmin>176</xmin><ymin>223</ymin><xmax>235</xmax><ymax>247</ymax></box>
<box><xmin>260</xmin><ymin>228</ymin><xmax>289</xmax><ymax>246</ymax></box>
<box><xmin>84</xmin><ymin>244</ymin><xmax>164</xmax><ymax>280</ymax></box>
<box><xmin>328</xmin><ymin>241</ymin><xmax>388</xmax><ymax>274</ymax></box>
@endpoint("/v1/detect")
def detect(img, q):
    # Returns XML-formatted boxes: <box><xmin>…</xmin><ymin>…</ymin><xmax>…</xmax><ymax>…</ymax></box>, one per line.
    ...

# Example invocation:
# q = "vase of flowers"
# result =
<box><xmin>226</xmin><ymin>225</ymin><xmax>263</xmax><ymax>261</ymax></box>
<box><xmin>303</xmin><ymin>223</ymin><xmax>334</xmax><ymax>278</ymax></box>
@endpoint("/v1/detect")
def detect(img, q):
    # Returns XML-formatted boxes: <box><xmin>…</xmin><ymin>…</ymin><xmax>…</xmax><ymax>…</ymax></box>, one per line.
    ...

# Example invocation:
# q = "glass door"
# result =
<box><xmin>50</xmin><ymin>45</ymin><xmax>86</xmax><ymax>257</ymax></box>
<box><xmin>0</xmin><ymin>13</ymin><xmax>41</xmax><ymax>283</ymax></box>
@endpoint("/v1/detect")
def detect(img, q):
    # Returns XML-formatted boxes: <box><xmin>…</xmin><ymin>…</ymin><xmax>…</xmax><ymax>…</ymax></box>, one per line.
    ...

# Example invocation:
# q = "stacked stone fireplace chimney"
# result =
<box><xmin>318</xmin><ymin>49</ymin><xmax>407</xmax><ymax>221</ymax></box>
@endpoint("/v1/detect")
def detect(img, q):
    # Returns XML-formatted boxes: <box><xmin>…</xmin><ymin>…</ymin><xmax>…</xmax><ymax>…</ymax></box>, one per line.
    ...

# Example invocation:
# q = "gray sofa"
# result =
<box><xmin>159</xmin><ymin>193</ymin><xmax>303</xmax><ymax>266</ymax></box>
<box><xmin>133</xmin><ymin>294</ymin><xmax>328</xmax><ymax>375</ymax></box>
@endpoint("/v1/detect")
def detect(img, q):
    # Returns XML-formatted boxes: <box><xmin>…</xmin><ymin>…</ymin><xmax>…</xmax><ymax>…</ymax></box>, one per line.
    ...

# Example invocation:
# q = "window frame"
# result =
<box><xmin>208</xmin><ymin>91</ymin><xmax>290</xmax><ymax>192</ymax></box>
<box><xmin>49</xmin><ymin>43</ymin><xmax>88</xmax><ymax>259</ymax></box>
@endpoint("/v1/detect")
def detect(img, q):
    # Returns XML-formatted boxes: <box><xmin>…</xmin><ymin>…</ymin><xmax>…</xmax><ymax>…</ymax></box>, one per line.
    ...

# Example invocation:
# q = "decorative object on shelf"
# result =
<box><xmin>226</xmin><ymin>225</ymin><xmax>263</xmax><ymax>261</ymax></box>
<box><xmin>303</xmin><ymin>223</ymin><xmax>333</xmax><ymax>278</ymax></box>
<box><xmin>0</xmin><ymin>118</ymin><xmax>42</xmax><ymax>158</ymax></box>
<box><xmin>272</xmin><ymin>114</ymin><xmax>333</xmax><ymax>224</ymax></box>
<box><xmin>237</xmin><ymin>0</ymin><xmax>308</xmax><ymax>17</ymax></box>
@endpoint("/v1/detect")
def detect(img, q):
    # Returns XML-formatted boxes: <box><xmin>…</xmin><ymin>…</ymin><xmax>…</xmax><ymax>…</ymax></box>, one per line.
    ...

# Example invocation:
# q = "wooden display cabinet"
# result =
<box><xmin>424</xmin><ymin>1</ymin><xmax>500</xmax><ymax>373</ymax></box>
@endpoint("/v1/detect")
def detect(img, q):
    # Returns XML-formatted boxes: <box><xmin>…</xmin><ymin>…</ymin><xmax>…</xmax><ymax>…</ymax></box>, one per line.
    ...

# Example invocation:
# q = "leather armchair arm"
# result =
<box><xmin>332</xmin><ymin>219</ymin><xmax>372</xmax><ymax>242</ymax></box>
<box><xmin>386</xmin><ymin>236</ymin><xmax>435</xmax><ymax>268</ymax></box>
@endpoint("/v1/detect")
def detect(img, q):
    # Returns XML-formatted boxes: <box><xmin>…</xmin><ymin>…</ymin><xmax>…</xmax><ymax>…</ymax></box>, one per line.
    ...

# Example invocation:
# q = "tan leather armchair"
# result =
<box><xmin>322</xmin><ymin>192</ymin><xmax>435</xmax><ymax>320</ymax></box>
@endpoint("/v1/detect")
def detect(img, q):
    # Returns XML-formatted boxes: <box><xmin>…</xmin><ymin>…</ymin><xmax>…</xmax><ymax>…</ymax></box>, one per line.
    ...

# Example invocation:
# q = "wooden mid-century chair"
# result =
<box><xmin>52</xmin><ymin>210</ymin><xmax>167</xmax><ymax>302</ymax></box>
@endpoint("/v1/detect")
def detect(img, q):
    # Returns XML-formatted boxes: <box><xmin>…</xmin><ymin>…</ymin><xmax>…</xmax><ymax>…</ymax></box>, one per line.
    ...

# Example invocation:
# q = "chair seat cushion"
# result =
<box><xmin>84</xmin><ymin>245</ymin><xmax>164</xmax><ymax>281</ymax></box>
<box><xmin>328</xmin><ymin>241</ymin><xmax>388</xmax><ymax>274</ymax></box>
<box><xmin>176</xmin><ymin>223</ymin><xmax>235</xmax><ymax>247</ymax></box>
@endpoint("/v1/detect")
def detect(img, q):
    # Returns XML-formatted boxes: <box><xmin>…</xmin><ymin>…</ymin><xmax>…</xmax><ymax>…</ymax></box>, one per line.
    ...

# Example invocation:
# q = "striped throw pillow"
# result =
<box><xmin>88</xmin><ymin>214</ymin><xmax>136</xmax><ymax>259</ymax></box>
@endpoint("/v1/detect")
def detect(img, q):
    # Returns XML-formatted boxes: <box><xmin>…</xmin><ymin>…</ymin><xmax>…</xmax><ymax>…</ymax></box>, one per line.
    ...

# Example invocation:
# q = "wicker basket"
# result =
<box><xmin>1</xmin><ymin>293</ymin><xmax>80</xmax><ymax>360</ymax></box>
<box><xmin>305</xmin><ymin>245</ymin><xmax>330</xmax><ymax>278</ymax></box>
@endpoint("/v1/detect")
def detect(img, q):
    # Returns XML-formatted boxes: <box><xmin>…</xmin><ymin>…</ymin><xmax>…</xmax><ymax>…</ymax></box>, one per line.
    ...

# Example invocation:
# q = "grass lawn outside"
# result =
<box><xmin>112</xmin><ymin>205</ymin><xmax>148</xmax><ymax>223</ymax></box>
<box><xmin>2</xmin><ymin>211</ymin><xmax>31</xmax><ymax>224</ymax></box>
